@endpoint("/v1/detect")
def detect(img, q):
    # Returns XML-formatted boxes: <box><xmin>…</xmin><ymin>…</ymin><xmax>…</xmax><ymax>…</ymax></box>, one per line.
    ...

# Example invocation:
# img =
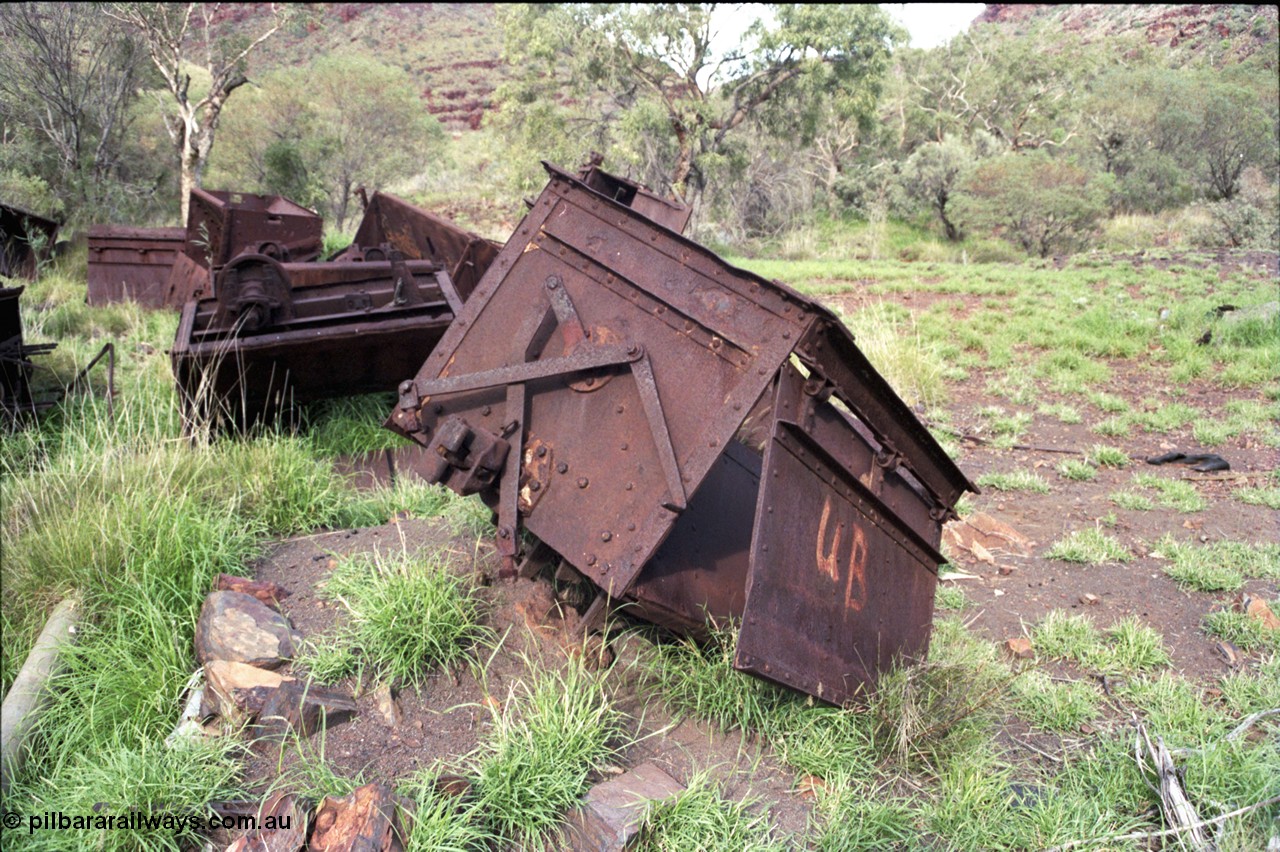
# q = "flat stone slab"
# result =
<box><xmin>563</xmin><ymin>762</ymin><xmax>685</xmax><ymax>851</ymax></box>
<box><xmin>203</xmin><ymin>660</ymin><xmax>295</xmax><ymax>729</ymax></box>
<box><xmin>252</xmin><ymin>681</ymin><xmax>358</xmax><ymax>742</ymax></box>
<box><xmin>196</xmin><ymin>590</ymin><xmax>302</xmax><ymax>669</ymax></box>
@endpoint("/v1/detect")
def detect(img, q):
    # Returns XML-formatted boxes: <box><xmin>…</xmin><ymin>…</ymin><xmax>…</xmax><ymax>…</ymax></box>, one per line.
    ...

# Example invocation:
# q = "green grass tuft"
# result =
<box><xmin>1203</xmin><ymin>608</ymin><xmax>1280</xmax><ymax>653</ymax></box>
<box><xmin>1037</xmin><ymin>402</ymin><xmax>1083</xmax><ymax>424</ymax></box>
<box><xmin>300</xmin><ymin>550</ymin><xmax>490</xmax><ymax>688</ymax></box>
<box><xmin>635</xmin><ymin>774</ymin><xmax>785</xmax><ymax>851</ymax></box>
<box><xmin>1056</xmin><ymin>459</ymin><xmax>1096</xmax><ymax>481</ymax></box>
<box><xmin>1103</xmin><ymin>616</ymin><xmax>1171</xmax><ymax>672</ymax></box>
<box><xmin>1130</xmin><ymin>473</ymin><xmax>1207</xmax><ymax>513</ymax></box>
<box><xmin>1087</xmin><ymin>445</ymin><xmax>1129</xmax><ymax>467</ymax></box>
<box><xmin>1234</xmin><ymin>483</ymin><xmax>1280</xmax><ymax>510</ymax></box>
<box><xmin>1110</xmin><ymin>490</ymin><xmax>1156</xmax><ymax>511</ymax></box>
<box><xmin>975</xmin><ymin>469</ymin><xmax>1052</xmax><ymax>493</ymax></box>
<box><xmin>398</xmin><ymin>769</ymin><xmax>497</xmax><ymax>851</ymax></box>
<box><xmin>642</xmin><ymin>625</ymin><xmax>800</xmax><ymax>736</ymax></box>
<box><xmin>1046</xmin><ymin>528</ymin><xmax>1131</xmax><ymax>564</ymax></box>
<box><xmin>812</xmin><ymin>782</ymin><xmax>919</xmax><ymax>851</ymax></box>
<box><xmin>1218</xmin><ymin>655</ymin><xmax>1280</xmax><ymax>715</ymax></box>
<box><xmin>1012</xmin><ymin>671</ymin><xmax>1101</xmax><ymax>732</ymax></box>
<box><xmin>1031</xmin><ymin>611</ymin><xmax>1106</xmax><ymax>665</ymax></box>
<box><xmin>469</xmin><ymin>656</ymin><xmax>626</xmax><ymax>847</ymax></box>
<box><xmin>1030</xmin><ymin>611</ymin><xmax>1166</xmax><ymax>673</ymax></box>
<box><xmin>1090</xmin><ymin>416</ymin><xmax>1131</xmax><ymax>438</ymax></box>
<box><xmin>1155</xmin><ymin>536</ymin><xmax>1280</xmax><ymax>591</ymax></box>
<box><xmin>935</xmin><ymin>585</ymin><xmax>970</xmax><ymax>611</ymax></box>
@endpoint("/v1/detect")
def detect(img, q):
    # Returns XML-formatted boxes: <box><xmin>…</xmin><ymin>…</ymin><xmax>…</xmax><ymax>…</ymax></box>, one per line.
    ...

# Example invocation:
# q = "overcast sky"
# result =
<box><xmin>708</xmin><ymin>4</ymin><xmax>985</xmax><ymax>65</ymax></box>
<box><xmin>883</xmin><ymin>3</ymin><xmax>986</xmax><ymax>48</ymax></box>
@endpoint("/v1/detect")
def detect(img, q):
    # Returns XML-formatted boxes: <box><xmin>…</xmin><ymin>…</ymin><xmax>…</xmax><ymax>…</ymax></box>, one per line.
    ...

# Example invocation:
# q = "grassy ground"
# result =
<box><xmin>1</xmin><ymin>242</ymin><xmax>1276</xmax><ymax>849</ymax></box>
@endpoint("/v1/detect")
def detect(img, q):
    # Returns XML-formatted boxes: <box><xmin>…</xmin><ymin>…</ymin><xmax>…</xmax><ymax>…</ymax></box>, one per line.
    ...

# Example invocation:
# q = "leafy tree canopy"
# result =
<box><xmin>496</xmin><ymin>3</ymin><xmax>902</xmax><ymax>200</ymax></box>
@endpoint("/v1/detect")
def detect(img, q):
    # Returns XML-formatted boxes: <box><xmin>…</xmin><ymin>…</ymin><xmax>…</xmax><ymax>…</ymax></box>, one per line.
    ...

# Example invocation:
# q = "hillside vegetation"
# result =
<box><xmin>2</xmin><ymin>3</ymin><xmax>1275</xmax><ymax>259</ymax></box>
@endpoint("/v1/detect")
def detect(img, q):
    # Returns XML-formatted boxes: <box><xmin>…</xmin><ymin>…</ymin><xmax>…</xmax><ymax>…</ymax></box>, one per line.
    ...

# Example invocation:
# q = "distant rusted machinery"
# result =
<box><xmin>1</xmin><ymin>202</ymin><xmax>61</xmax><ymax>281</ymax></box>
<box><xmin>169</xmin><ymin>192</ymin><xmax>499</xmax><ymax>430</ymax></box>
<box><xmin>384</xmin><ymin>163</ymin><xmax>975</xmax><ymax>705</ymax></box>
<box><xmin>89</xmin><ymin>189</ymin><xmax>324</xmax><ymax>309</ymax></box>
<box><xmin>1</xmin><ymin>285</ymin><xmax>114</xmax><ymax>423</ymax></box>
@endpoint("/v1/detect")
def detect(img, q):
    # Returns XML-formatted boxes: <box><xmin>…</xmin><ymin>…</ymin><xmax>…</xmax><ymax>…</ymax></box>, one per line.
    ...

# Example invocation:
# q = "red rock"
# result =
<box><xmin>196</xmin><ymin>591</ymin><xmax>302</xmax><ymax>669</ymax></box>
<box><xmin>253</xmin><ymin>681</ymin><xmax>357</xmax><ymax>742</ymax></box>
<box><xmin>215</xmin><ymin>574</ymin><xmax>291</xmax><ymax>610</ymax></box>
<box><xmin>1005</xmin><ymin>637</ymin><xmax>1034</xmax><ymax>660</ymax></box>
<box><xmin>309</xmin><ymin>783</ymin><xmax>404</xmax><ymax>852</ymax></box>
<box><xmin>225</xmin><ymin>792</ymin><xmax>308</xmax><ymax>852</ymax></box>
<box><xmin>204</xmin><ymin>660</ymin><xmax>295</xmax><ymax>729</ymax></box>
<box><xmin>1243</xmin><ymin>596</ymin><xmax>1280</xmax><ymax>631</ymax></box>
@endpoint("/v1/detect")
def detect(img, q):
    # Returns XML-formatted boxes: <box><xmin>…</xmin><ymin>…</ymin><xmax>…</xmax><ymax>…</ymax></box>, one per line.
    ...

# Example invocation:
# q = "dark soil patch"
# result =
<box><xmin>236</xmin><ymin>517</ymin><xmax>816</xmax><ymax>842</ymax></box>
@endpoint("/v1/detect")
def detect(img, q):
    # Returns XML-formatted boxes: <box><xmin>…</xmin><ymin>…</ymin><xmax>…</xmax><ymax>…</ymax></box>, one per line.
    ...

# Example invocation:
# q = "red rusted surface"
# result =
<box><xmin>385</xmin><ymin>162</ymin><xmax>974</xmax><ymax>703</ymax></box>
<box><xmin>336</xmin><ymin>191</ymin><xmax>500</xmax><ymax>299</ymax></box>
<box><xmin>87</xmin><ymin>226</ymin><xmax>186</xmax><ymax>307</ymax></box>
<box><xmin>576</xmin><ymin>156</ymin><xmax>692</xmax><ymax>234</ymax></box>
<box><xmin>88</xmin><ymin>189</ymin><xmax>320</xmax><ymax>309</ymax></box>
<box><xmin>171</xmin><ymin>253</ymin><xmax>460</xmax><ymax>431</ymax></box>
<box><xmin>184</xmin><ymin>188</ymin><xmax>323</xmax><ymax>269</ymax></box>
<box><xmin>1</xmin><ymin>202</ymin><xmax>60</xmax><ymax>281</ymax></box>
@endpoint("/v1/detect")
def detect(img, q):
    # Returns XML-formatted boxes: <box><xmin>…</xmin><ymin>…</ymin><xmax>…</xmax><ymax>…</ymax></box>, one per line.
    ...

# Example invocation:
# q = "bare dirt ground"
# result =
<box><xmin>234</xmin><ymin>253</ymin><xmax>1276</xmax><ymax>845</ymax></box>
<box><xmin>240</xmin><ymin>519</ymin><xmax>817</xmax><ymax>840</ymax></box>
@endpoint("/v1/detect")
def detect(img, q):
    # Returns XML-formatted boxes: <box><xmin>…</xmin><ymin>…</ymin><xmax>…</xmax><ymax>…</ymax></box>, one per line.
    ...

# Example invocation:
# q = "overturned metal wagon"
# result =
<box><xmin>385</xmin><ymin>163</ymin><xmax>975</xmax><ymax>705</ymax></box>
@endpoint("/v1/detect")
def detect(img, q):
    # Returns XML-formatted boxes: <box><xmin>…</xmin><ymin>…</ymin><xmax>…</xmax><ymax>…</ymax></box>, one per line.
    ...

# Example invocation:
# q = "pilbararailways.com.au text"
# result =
<box><xmin>2</xmin><ymin>809</ymin><xmax>292</xmax><ymax>835</ymax></box>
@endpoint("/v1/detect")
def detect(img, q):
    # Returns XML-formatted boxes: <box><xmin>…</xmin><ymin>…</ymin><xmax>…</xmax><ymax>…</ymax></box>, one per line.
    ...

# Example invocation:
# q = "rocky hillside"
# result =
<box><xmin>218</xmin><ymin>3</ymin><xmax>508</xmax><ymax>131</ymax></box>
<box><xmin>974</xmin><ymin>4</ymin><xmax>1278</xmax><ymax>63</ymax></box>
<box><xmin>216</xmin><ymin>4</ymin><xmax>1276</xmax><ymax>135</ymax></box>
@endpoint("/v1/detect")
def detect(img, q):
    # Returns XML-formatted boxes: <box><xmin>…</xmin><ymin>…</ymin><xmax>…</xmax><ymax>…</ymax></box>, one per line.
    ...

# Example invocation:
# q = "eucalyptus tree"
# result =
<box><xmin>497</xmin><ymin>4</ymin><xmax>901</xmax><ymax>202</ymax></box>
<box><xmin>106</xmin><ymin>3</ymin><xmax>290</xmax><ymax>221</ymax></box>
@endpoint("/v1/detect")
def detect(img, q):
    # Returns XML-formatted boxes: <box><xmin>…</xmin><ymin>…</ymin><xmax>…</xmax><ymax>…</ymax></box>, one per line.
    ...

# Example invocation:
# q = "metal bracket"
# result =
<box><xmin>631</xmin><ymin>354</ymin><xmax>687</xmax><ymax>512</ymax></box>
<box><xmin>496</xmin><ymin>382</ymin><xmax>526</xmax><ymax>579</ymax></box>
<box><xmin>435</xmin><ymin>268</ymin><xmax>465</xmax><ymax>317</ymax></box>
<box><xmin>409</xmin><ymin>343</ymin><xmax>644</xmax><ymax>404</ymax></box>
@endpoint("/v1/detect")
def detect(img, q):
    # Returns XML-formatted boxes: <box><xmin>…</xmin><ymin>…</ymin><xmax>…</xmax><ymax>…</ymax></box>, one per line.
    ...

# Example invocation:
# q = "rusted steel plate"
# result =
<box><xmin>1</xmin><ymin>202</ymin><xmax>60</xmax><ymax>281</ymax></box>
<box><xmin>624</xmin><ymin>439</ymin><xmax>760</xmax><ymax>635</ymax></box>
<box><xmin>184</xmin><ymin>188</ymin><xmax>323</xmax><ymax>268</ymax></box>
<box><xmin>164</xmin><ymin>251</ymin><xmax>211</xmax><ymax>306</ymax></box>
<box><xmin>735</xmin><ymin>418</ymin><xmax>939</xmax><ymax>705</ymax></box>
<box><xmin>172</xmin><ymin>255</ymin><xmax>456</xmax><ymax>430</ymax></box>
<box><xmin>87</xmin><ymin>226</ymin><xmax>186</xmax><ymax>307</ymax></box>
<box><xmin>733</xmin><ymin>363</ymin><xmax>944</xmax><ymax>704</ymax></box>
<box><xmin>388</xmin><ymin>164</ymin><xmax>817</xmax><ymax>592</ymax></box>
<box><xmin>337</xmin><ymin>192</ymin><xmax>500</xmax><ymax>300</ymax></box>
<box><xmin>576</xmin><ymin>160</ymin><xmax>692</xmax><ymax>234</ymax></box>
